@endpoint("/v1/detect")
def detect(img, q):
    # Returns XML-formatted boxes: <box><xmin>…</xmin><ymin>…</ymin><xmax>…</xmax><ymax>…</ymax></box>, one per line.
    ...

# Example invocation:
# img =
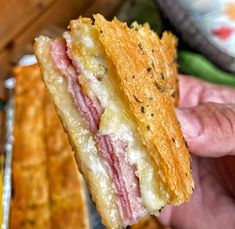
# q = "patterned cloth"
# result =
<box><xmin>178</xmin><ymin>0</ymin><xmax>235</xmax><ymax>57</ymax></box>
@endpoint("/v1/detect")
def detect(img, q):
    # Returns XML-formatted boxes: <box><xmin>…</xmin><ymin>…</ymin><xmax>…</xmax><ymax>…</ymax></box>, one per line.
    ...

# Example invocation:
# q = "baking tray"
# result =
<box><xmin>2</xmin><ymin>76</ymin><xmax>15</xmax><ymax>229</ymax></box>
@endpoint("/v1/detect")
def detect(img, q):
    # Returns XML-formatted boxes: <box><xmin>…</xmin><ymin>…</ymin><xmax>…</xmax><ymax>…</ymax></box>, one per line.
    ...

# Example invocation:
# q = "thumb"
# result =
<box><xmin>175</xmin><ymin>103</ymin><xmax>235</xmax><ymax>157</ymax></box>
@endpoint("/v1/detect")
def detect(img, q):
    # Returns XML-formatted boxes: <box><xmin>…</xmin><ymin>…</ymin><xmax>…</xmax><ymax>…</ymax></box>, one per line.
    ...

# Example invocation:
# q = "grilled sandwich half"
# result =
<box><xmin>35</xmin><ymin>14</ymin><xmax>194</xmax><ymax>229</ymax></box>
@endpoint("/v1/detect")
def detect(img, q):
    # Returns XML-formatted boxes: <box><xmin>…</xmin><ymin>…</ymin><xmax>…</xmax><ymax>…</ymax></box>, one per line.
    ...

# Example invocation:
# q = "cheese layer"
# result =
<box><xmin>67</xmin><ymin>19</ymin><xmax>166</xmax><ymax>213</ymax></box>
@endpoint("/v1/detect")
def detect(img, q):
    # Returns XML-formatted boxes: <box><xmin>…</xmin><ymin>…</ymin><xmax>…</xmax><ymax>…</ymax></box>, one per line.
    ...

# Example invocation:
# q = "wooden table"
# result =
<box><xmin>0</xmin><ymin>0</ymin><xmax>125</xmax><ymax>98</ymax></box>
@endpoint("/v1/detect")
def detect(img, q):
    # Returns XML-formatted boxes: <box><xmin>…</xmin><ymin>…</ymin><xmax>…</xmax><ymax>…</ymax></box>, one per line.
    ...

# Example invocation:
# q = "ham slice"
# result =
<box><xmin>50</xmin><ymin>39</ymin><xmax>101</xmax><ymax>132</ymax></box>
<box><xmin>50</xmin><ymin>38</ymin><xmax>147</xmax><ymax>225</ymax></box>
<box><xmin>97</xmin><ymin>136</ymin><xmax>146</xmax><ymax>224</ymax></box>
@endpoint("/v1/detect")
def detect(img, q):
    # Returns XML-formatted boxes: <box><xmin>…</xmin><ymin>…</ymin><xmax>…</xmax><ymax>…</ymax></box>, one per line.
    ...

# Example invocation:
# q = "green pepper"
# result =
<box><xmin>178</xmin><ymin>51</ymin><xmax>235</xmax><ymax>87</ymax></box>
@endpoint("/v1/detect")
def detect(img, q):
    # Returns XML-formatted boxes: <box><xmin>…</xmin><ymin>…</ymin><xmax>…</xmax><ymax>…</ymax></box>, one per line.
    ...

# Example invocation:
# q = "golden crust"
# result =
<box><xmin>94</xmin><ymin>14</ymin><xmax>193</xmax><ymax>203</ymax></box>
<box><xmin>13</xmin><ymin>65</ymin><xmax>46</xmax><ymax>165</ymax></box>
<box><xmin>47</xmin><ymin>154</ymin><xmax>83</xmax><ymax>201</ymax></box>
<box><xmin>14</xmin><ymin>65</ymin><xmax>45</xmax><ymax>98</ymax></box>
<box><xmin>50</xmin><ymin>194</ymin><xmax>88</xmax><ymax>229</ymax></box>
<box><xmin>130</xmin><ymin>23</ymin><xmax>179</xmax><ymax>105</ymax></box>
<box><xmin>11</xmin><ymin>65</ymin><xmax>51</xmax><ymax>228</ymax></box>
<box><xmin>10</xmin><ymin>205</ymin><xmax>51</xmax><ymax>229</ymax></box>
<box><xmin>160</xmin><ymin>32</ymin><xmax>179</xmax><ymax>105</ymax></box>
<box><xmin>44</xmin><ymin>101</ymin><xmax>72</xmax><ymax>158</ymax></box>
<box><xmin>34</xmin><ymin>37</ymin><xmax>122</xmax><ymax>229</ymax></box>
<box><xmin>11</xmin><ymin>163</ymin><xmax>49</xmax><ymax>208</ymax></box>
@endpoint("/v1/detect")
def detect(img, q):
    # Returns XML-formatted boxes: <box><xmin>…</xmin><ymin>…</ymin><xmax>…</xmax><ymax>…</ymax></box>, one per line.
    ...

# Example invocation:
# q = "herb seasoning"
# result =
<box><xmin>155</xmin><ymin>82</ymin><xmax>164</xmax><ymax>93</ymax></box>
<box><xmin>147</xmin><ymin>67</ymin><xmax>152</xmax><ymax>72</ymax></box>
<box><xmin>171</xmin><ymin>91</ymin><xmax>176</xmax><ymax>98</ymax></box>
<box><xmin>138</xmin><ymin>43</ymin><xmax>144</xmax><ymax>54</ymax></box>
<box><xmin>141</xmin><ymin>106</ymin><xmax>145</xmax><ymax>113</ymax></box>
<box><xmin>134</xmin><ymin>95</ymin><xmax>142</xmax><ymax>103</ymax></box>
<box><xmin>184</xmin><ymin>138</ymin><xmax>189</xmax><ymax>148</ymax></box>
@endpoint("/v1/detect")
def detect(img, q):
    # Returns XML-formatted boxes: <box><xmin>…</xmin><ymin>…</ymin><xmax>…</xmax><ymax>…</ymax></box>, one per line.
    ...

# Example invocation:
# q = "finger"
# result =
<box><xmin>179</xmin><ymin>75</ymin><xmax>235</xmax><ymax>108</ymax></box>
<box><xmin>176</xmin><ymin>103</ymin><xmax>235</xmax><ymax>157</ymax></box>
<box><xmin>158</xmin><ymin>205</ymin><xmax>172</xmax><ymax>227</ymax></box>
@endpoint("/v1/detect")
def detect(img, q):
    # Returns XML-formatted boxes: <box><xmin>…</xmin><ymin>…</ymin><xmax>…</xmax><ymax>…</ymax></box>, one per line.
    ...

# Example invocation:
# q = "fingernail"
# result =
<box><xmin>175</xmin><ymin>108</ymin><xmax>202</xmax><ymax>138</ymax></box>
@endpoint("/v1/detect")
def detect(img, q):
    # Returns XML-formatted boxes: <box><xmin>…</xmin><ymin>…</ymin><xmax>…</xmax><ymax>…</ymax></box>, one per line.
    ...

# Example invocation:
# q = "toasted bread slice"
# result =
<box><xmin>35</xmin><ymin>14</ymin><xmax>194</xmax><ymax>228</ymax></box>
<box><xmin>94</xmin><ymin>14</ymin><xmax>193</xmax><ymax>202</ymax></box>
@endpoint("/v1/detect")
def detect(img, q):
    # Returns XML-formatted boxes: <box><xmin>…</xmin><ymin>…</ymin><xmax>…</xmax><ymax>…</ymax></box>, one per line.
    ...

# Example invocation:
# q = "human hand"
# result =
<box><xmin>159</xmin><ymin>75</ymin><xmax>235</xmax><ymax>229</ymax></box>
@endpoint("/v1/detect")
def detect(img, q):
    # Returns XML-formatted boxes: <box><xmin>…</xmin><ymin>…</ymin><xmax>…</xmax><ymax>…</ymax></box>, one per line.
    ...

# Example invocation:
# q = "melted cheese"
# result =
<box><xmin>35</xmin><ymin>36</ymin><xmax>121</xmax><ymax>224</ymax></box>
<box><xmin>68</xmin><ymin>23</ymin><xmax>165</xmax><ymax>213</ymax></box>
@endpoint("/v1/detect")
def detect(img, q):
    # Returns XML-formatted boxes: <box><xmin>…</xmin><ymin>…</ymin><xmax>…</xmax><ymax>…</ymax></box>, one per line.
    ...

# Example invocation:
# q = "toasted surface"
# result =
<box><xmin>160</xmin><ymin>32</ymin><xmax>179</xmax><ymax>105</ymax></box>
<box><xmin>44</xmin><ymin>100</ymin><xmax>73</xmax><ymax>158</ymax></box>
<box><xmin>10</xmin><ymin>205</ymin><xmax>51</xmax><ymax>229</ymax></box>
<box><xmin>11</xmin><ymin>65</ymin><xmax>89</xmax><ymax>229</ymax></box>
<box><xmin>48</xmin><ymin>152</ymin><xmax>83</xmax><ymax>201</ymax></box>
<box><xmin>12</xmin><ymin>163</ymin><xmax>49</xmax><ymax>208</ymax></box>
<box><xmin>94</xmin><ymin>14</ymin><xmax>193</xmax><ymax>203</ymax></box>
<box><xmin>35</xmin><ymin>36</ymin><xmax>122</xmax><ymax>228</ymax></box>
<box><xmin>11</xmin><ymin>65</ymin><xmax>51</xmax><ymax>228</ymax></box>
<box><xmin>50</xmin><ymin>194</ymin><xmax>88</xmax><ymax>229</ymax></box>
<box><xmin>130</xmin><ymin>23</ymin><xmax>179</xmax><ymax>105</ymax></box>
<box><xmin>13</xmin><ymin>65</ymin><xmax>46</xmax><ymax>165</ymax></box>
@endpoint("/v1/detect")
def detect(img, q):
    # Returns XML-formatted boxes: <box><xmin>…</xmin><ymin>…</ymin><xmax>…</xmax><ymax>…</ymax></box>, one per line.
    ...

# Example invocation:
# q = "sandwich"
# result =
<box><xmin>34</xmin><ymin>14</ymin><xmax>194</xmax><ymax>228</ymax></box>
<box><xmin>11</xmin><ymin>65</ymin><xmax>89</xmax><ymax>229</ymax></box>
<box><xmin>11</xmin><ymin>65</ymin><xmax>50</xmax><ymax>229</ymax></box>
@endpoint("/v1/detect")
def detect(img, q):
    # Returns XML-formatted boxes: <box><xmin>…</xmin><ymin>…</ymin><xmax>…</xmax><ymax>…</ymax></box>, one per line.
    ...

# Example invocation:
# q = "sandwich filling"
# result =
<box><xmin>50</xmin><ymin>39</ymin><xmax>147</xmax><ymax>225</ymax></box>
